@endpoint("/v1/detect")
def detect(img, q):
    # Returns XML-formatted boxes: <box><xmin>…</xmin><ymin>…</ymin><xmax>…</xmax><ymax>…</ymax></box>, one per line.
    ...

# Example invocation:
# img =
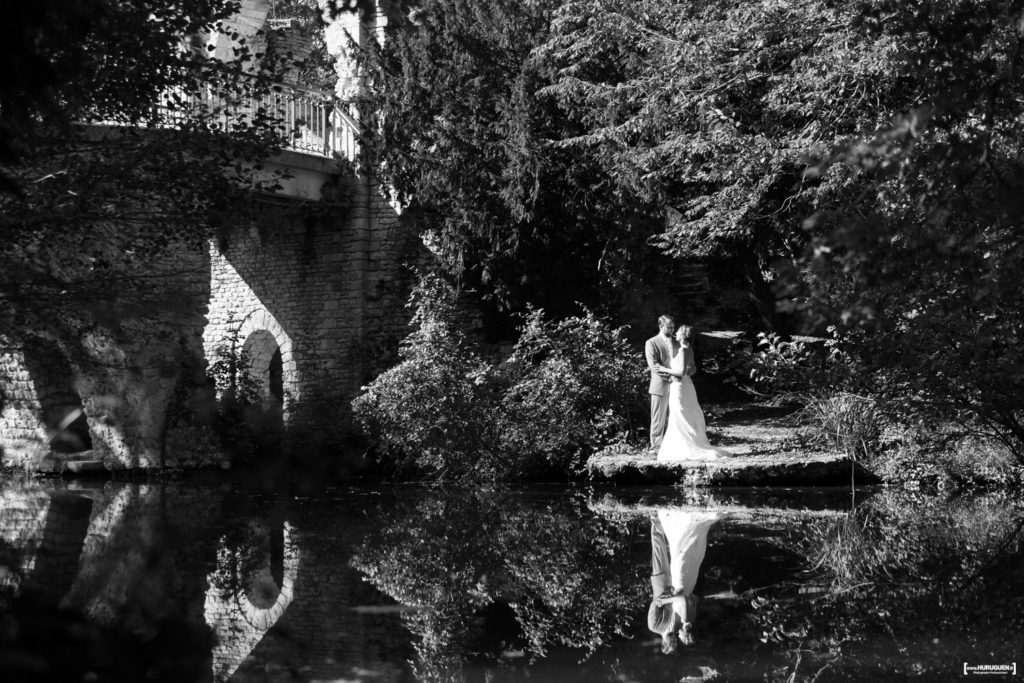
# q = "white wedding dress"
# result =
<box><xmin>657</xmin><ymin>509</ymin><xmax>723</xmax><ymax>596</ymax></box>
<box><xmin>657</xmin><ymin>347</ymin><xmax>733</xmax><ymax>462</ymax></box>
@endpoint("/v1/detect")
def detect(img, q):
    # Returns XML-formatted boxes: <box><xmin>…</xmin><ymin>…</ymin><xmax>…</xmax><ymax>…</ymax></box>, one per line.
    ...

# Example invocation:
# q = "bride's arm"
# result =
<box><xmin>683</xmin><ymin>347</ymin><xmax>696</xmax><ymax>376</ymax></box>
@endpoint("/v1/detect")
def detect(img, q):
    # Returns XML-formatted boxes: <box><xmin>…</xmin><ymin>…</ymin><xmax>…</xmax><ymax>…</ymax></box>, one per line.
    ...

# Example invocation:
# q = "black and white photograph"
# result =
<box><xmin>1</xmin><ymin>0</ymin><xmax>1022</xmax><ymax>681</ymax></box>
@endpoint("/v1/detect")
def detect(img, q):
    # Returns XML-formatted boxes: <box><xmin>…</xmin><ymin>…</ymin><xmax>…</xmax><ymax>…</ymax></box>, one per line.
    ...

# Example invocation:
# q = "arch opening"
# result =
<box><xmin>241</xmin><ymin>330</ymin><xmax>283</xmax><ymax>410</ymax></box>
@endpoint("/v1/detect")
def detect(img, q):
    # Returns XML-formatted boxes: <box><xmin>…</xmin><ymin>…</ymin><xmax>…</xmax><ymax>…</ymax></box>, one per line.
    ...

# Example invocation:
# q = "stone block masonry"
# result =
<box><xmin>0</xmin><ymin>237</ymin><xmax>210</xmax><ymax>470</ymax></box>
<box><xmin>0</xmin><ymin>171</ymin><xmax>420</xmax><ymax>470</ymax></box>
<box><xmin>203</xmin><ymin>174</ymin><xmax>424</xmax><ymax>437</ymax></box>
<box><xmin>0</xmin><ymin>345</ymin><xmax>50</xmax><ymax>463</ymax></box>
<box><xmin>0</xmin><ymin>0</ymin><xmax>424</xmax><ymax>468</ymax></box>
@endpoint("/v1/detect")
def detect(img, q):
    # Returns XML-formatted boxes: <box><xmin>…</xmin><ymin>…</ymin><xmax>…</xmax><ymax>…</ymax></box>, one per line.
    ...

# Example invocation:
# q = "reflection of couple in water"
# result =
<box><xmin>647</xmin><ymin>509</ymin><xmax>724</xmax><ymax>654</ymax></box>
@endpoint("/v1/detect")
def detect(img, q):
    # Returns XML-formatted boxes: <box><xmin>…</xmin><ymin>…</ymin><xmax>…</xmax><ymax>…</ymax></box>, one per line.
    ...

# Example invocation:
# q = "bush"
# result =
<box><xmin>497</xmin><ymin>308</ymin><xmax>647</xmax><ymax>476</ymax></box>
<box><xmin>352</xmin><ymin>275</ymin><xmax>645</xmax><ymax>481</ymax></box>
<box><xmin>352</xmin><ymin>274</ymin><xmax>499</xmax><ymax>479</ymax></box>
<box><xmin>163</xmin><ymin>424</ymin><xmax>224</xmax><ymax>469</ymax></box>
<box><xmin>794</xmin><ymin>391</ymin><xmax>882</xmax><ymax>460</ymax></box>
<box><xmin>745</xmin><ymin>332</ymin><xmax>815</xmax><ymax>393</ymax></box>
<box><xmin>713</xmin><ymin>328</ymin><xmax>865</xmax><ymax>400</ymax></box>
<box><xmin>205</xmin><ymin>316</ymin><xmax>282</xmax><ymax>464</ymax></box>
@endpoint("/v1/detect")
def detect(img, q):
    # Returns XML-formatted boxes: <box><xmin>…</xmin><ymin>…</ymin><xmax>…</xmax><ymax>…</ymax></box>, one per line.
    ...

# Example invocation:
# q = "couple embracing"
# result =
<box><xmin>645</xmin><ymin>315</ymin><xmax>733</xmax><ymax>462</ymax></box>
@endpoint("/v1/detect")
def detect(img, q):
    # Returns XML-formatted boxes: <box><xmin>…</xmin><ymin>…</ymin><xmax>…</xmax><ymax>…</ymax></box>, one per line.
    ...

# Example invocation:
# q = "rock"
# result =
<box><xmin>63</xmin><ymin>460</ymin><xmax>107</xmax><ymax>474</ymax></box>
<box><xmin>586</xmin><ymin>448</ymin><xmax>862</xmax><ymax>486</ymax></box>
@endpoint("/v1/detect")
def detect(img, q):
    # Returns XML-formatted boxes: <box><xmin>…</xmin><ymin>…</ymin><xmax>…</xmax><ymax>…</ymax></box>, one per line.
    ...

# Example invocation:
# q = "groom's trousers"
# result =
<box><xmin>650</xmin><ymin>393</ymin><xmax>670</xmax><ymax>448</ymax></box>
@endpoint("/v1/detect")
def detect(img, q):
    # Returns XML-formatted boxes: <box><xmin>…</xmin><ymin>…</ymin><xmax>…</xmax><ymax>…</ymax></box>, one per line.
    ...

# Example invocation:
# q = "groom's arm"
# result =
<box><xmin>644</xmin><ymin>339</ymin><xmax>658</xmax><ymax>373</ymax></box>
<box><xmin>645</xmin><ymin>340</ymin><xmax>668</xmax><ymax>379</ymax></box>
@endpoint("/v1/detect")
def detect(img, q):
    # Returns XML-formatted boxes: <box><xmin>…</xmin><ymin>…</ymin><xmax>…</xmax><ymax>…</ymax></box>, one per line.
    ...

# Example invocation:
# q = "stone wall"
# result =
<box><xmin>0</xmin><ymin>346</ymin><xmax>51</xmax><ymax>463</ymax></box>
<box><xmin>203</xmin><ymin>177</ymin><xmax>421</xmax><ymax>437</ymax></box>
<box><xmin>0</xmin><ymin>172</ymin><xmax>417</xmax><ymax>469</ymax></box>
<box><xmin>0</xmin><ymin>239</ymin><xmax>211</xmax><ymax>470</ymax></box>
<box><xmin>322</xmin><ymin>0</ymin><xmax>390</xmax><ymax>100</ymax></box>
<box><xmin>0</xmin><ymin>0</ymin><xmax>421</xmax><ymax>470</ymax></box>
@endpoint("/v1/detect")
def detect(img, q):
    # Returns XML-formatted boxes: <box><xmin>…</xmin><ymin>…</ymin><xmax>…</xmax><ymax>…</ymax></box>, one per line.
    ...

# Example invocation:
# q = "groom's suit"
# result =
<box><xmin>647</xmin><ymin>514</ymin><xmax>675</xmax><ymax>635</ymax></box>
<box><xmin>645</xmin><ymin>333</ymin><xmax>677</xmax><ymax>448</ymax></box>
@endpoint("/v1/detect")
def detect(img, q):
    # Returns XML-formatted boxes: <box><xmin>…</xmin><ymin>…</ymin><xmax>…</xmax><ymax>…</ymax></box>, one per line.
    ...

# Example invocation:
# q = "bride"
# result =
<box><xmin>648</xmin><ymin>508</ymin><xmax>725</xmax><ymax>650</ymax></box>
<box><xmin>654</xmin><ymin>325</ymin><xmax>733</xmax><ymax>462</ymax></box>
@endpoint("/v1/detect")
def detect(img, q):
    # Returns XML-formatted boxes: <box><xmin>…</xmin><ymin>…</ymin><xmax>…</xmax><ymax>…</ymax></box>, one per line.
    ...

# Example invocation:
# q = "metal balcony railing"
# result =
<box><xmin>154</xmin><ymin>82</ymin><xmax>361</xmax><ymax>162</ymax></box>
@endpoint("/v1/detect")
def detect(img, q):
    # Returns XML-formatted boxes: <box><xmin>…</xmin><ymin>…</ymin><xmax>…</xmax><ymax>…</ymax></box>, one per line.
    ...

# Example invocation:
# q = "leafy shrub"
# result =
<box><xmin>352</xmin><ymin>275</ymin><xmax>645</xmax><ymax>481</ymax></box>
<box><xmin>715</xmin><ymin>328</ymin><xmax>862</xmax><ymax>399</ymax></box>
<box><xmin>497</xmin><ymin>308</ymin><xmax>647</xmax><ymax>476</ymax></box>
<box><xmin>205</xmin><ymin>316</ymin><xmax>279</xmax><ymax>463</ymax></box>
<box><xmin>794</xmin><ymin>391</ymin><xmax>882</xmax><ymax>459</ymax></box>
<box><xmin>746</xmin><ymin>332</ymin><xmax>814</xmax><ymax>391</ymax></box>
<box><xmin>352</xmin><ymin>274</ymin><xmax>499</xmax><ymax>479</ymax></box>
<box><xmin>868</xmin><ymin>425</ymin><xmax>1023</xmax><ymax>489</ymax></box>
<box><xmin>711</xmin><ymin>332</ymin><xmax>819</xmax><ymax>397</ymax></box>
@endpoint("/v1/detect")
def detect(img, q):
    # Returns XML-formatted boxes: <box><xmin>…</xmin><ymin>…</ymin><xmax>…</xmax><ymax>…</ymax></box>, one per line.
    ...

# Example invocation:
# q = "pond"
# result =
<box><xmin>0</xmin><ymin>476</ymin><xmax>1020</xmax><ymax>682</ymax></box>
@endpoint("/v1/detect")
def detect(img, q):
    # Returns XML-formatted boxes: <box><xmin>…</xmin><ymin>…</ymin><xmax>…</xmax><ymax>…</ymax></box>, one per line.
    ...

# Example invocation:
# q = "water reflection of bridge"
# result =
<box><xmin>0</xmin><ymin>481</ymin><xmax>409</xmax><ymax>682</ymax></box>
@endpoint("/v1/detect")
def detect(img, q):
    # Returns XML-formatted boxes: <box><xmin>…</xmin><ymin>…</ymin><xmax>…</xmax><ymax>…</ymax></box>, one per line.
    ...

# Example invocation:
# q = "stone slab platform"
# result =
<box><xmin>586</xmin><ymin>449</ymin><xmax>855</xmax><ymax>486</ymax></box>
<box><xmin>586</xmin><ymin>403</ymin><xmax>871</xmax><ymax>487</ymax></box>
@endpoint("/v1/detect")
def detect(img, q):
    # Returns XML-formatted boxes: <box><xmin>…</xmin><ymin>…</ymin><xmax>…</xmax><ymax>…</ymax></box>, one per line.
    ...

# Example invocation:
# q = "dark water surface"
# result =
<box><xmin>0</xmin><ymin>476</ymin><xmax>1020</xmax><ymax>682</ymax></box>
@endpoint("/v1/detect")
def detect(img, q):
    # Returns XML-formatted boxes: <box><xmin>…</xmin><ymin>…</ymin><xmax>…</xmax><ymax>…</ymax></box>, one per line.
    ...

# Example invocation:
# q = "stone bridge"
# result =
<box><xmin>0</xmin><ymin>0</ymin><xmax>423</xmax><ymax>469</ymax></box>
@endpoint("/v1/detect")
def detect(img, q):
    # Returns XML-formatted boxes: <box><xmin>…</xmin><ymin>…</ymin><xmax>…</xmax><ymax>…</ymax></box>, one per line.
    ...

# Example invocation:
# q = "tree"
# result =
<box><xmin>362</xmin><ymin>0</ymin><xmax>658</xmax><ymax>328</ymax></box>
<box><xmin>796</xmin><ymin>1</ymin><xmax>1024</xmax><ymax>458</ymax></box>
<box><xmin>537</xmin><ymin>0</ymin><xmax>1024</xmax><ymax>456</ymax></box>
<box><xmin>536</xmin><ymin>0</ymin><xmax>931</xmax><ymax>329</ymax></box>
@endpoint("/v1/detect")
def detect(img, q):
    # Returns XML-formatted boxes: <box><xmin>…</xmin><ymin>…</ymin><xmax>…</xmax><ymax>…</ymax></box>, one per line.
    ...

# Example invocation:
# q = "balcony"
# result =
<box><xmin>155</xmin><ymin>81</ymin><xmax>361</xmax><ymax>163</ymax></box>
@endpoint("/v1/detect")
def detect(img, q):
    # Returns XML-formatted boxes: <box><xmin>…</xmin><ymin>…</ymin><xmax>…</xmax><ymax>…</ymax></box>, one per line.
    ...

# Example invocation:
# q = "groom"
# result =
<box><xmin>648</xmin><ymin>513</ymin><xmax>679</xmax><ymax>653</ymax></box>
<box><xmin>645</xmin><ymin>315</ymin><xmax>677</xmax><ymax>450</ymax></box>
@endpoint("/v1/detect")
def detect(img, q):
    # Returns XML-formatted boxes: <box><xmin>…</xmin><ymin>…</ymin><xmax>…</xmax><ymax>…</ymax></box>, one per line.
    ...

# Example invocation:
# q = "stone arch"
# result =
<box><xmin>235</xmin><ymin>520</ymin><xmax>297</xmax><ymax>630</ymax></box>
<box><xmin>236</xmin><ymin>308</ymin><xmax>299</xmax><ymax>412</ymax></box>
<box><xmin>205</xmin><ymin>520</ymin><xmax>300</xmax><ymax>680</ymax></box>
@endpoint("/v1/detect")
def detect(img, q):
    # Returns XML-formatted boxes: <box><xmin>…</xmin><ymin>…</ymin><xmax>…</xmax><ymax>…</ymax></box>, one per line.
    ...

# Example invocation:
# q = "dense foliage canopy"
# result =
<box><xmin>363</xmin><ymin>0</ymin><xmax>661</xmax><ymax>323</ymax></box>
<box><xmin>362</xmin><ymin>0</ymin><xmax>1024</xmax><ymax>456</ymax></box>
<box><xmin>537</xmin><ymin>0</ymin><xmax>1024</xmax><ymax>454</ymax></box>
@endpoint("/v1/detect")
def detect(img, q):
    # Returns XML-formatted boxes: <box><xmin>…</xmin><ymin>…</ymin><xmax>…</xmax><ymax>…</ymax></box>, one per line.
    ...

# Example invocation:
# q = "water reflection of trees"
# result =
<box><xmin>350</xmin><ymin>490</ymin><xmax>643</xmax><ymax>682</ymax></box>
<box><xmin>752</xmin><ymin>492</ymin><xmax>1024</xmax><ymax>681</ymax></box>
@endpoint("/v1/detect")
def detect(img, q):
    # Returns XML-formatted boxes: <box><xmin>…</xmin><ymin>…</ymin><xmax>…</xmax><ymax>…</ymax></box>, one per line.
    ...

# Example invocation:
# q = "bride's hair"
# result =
<box><xmin>677</xmin><ymin>325</ymin><xmax>694</xmax><ymax>344</ymax></box>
